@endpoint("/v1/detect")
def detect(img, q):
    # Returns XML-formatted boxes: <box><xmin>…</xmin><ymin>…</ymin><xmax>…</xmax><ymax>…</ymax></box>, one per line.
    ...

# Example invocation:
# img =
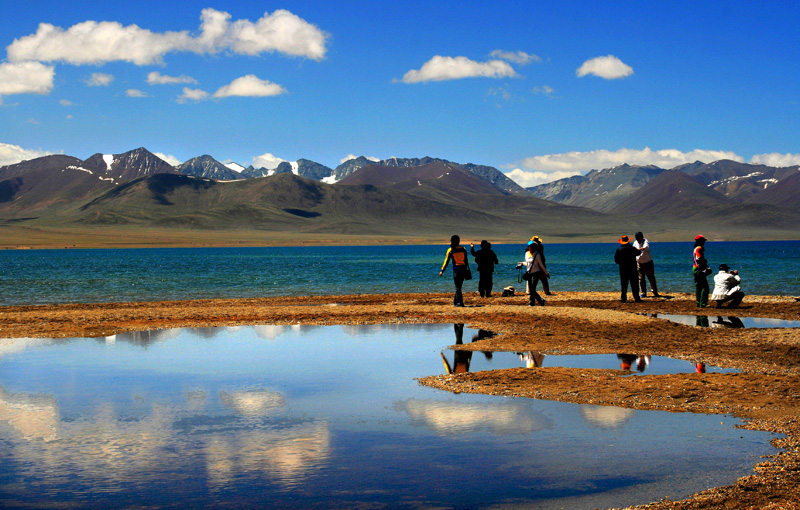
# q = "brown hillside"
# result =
<box><xmin>744</xmin><ymin>170</ymin><xmax>800</xmax><ymax>210</ymax></box>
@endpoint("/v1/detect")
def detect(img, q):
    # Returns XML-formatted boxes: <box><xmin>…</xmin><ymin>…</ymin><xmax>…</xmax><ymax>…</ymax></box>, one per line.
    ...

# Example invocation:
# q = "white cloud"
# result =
<box><xmin>576</xmin><ymin>55</ymin><xmax>633</xmax><ymax>79</ymax></box>
<box><xmin>532</xmin><ymin>85</ymin><xmax>554</xmax><ymax>95</ymax></box>
<box><xmin>147</xmin><ymin>71</ymin><xmax>197</xmax><ymax>85</ymax></box>
<box><xmin>7</xmin><ymin>8</ymin><xmax>328</xmax><ymax>66</ymax></box>
<box><xmin>154</xmin><ymin>152</ymin><xmax>181</xmax><ymax>166</ymax></box>
<box><xmin>176</xmin><ymin>87</ymin><xmax>209</xmax><ymax>103</ymax></box>
<box><xmin>749</xmin><ymin>152</ymin><xmax>800</xmax><ymax>167</ymax></box>
<box><xmin>126</xmin><ymin>89</ymin><xmax>147</xmax><ymax>97</ymax></box>
<box><xmin>506</xmin><ymin>147</ymin><xmax>744</xmax><ymax>187</ymax></box>
<box><xmin>59</xmin><ymin>99</ymin><xmax>72</xmax><ymax>106</ymax></box>
<box><xmin>505</xmin><ymin>168</ymin><xmax>583</xmax><ymax>188</ymax></box>
<box><xmin>212</xmin><ymin>75</ymin><xmax>286</xmax><ymax>98</ymax></box>
<box><xmin>0</xmin><ymin>142</ymin><xmax>56</xmax><ymax>166</ymax></box>
<box><xmin>340</xmin><ymin>154</ymin><xmax>379</xmax><ymax>164</ymax></box>
<box><xmin>251</xmin><ymin>152</ymin><xmax>286</xmax><ymax>169</ymax></box>
<box><xmin>86</xmin><ymin>72</ymin><xmax>114</xmax><ymax>86</ymax></box>
<box><xmin>195</xmin><ymin>8</ymin><xmax>328</xmax><ymax>60</ymax></box>
<box><xmin>0</xmin><ymin>61</ymin><xmax>55</xmax><ymax>104</ymax></box>
<box><xmin>490</xmin><ymin>50</ymin><xmax>541</xmax><ymax>65</ymax></box>
<box><xmin>400</xmin><ymin>56</ymin><xmax>519</xmax><ymax>83</ymax></box>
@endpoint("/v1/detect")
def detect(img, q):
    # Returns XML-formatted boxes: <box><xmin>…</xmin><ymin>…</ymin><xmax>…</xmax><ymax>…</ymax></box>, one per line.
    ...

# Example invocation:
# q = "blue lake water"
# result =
<box><xmin>0</xmin><ymin>324</ymin><xmax>778</xmax><ymax>510</ymax></box>
<box><xmin>1</xmin><ymin>241</ymin><xmax>798</xmax><ymax>305</ymax></box>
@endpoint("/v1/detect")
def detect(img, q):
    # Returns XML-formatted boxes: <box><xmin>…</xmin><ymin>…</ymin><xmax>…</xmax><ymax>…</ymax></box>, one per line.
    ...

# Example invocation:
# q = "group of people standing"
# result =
<box><xmin>614</xmin><ymin>232</ymin><xmax>660</xmax><ymax>303</ymax></box>
<box><xmin>441</xmin><ymin>232</ymin><xmax>745</xmax><ymax>309</ymax></box>
<box><xmin>439</xmin><ymin>235</ymin><xmax>503</xmax><ymax>306</ymax></box>
<box><xmin>439</xmin><ymin>234</ymin><xmax>550</xmax><ymax>307</ymax></box>
<box><xmin>616</xmin><ymin>232</ymin><xmax>744</xmax><ymax>308</ymax></box>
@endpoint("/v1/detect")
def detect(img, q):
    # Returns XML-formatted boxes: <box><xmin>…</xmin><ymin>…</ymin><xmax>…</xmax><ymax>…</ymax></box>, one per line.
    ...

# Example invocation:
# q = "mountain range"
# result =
<box><xmin>1</xmin><ymin>147</ymin><xmax>799</xmax><ymax>247</ymax></box>
<box><xmin>527</xmin><ymin>160</ymin><xmax>800</xmax><ymax>212</ymax></box>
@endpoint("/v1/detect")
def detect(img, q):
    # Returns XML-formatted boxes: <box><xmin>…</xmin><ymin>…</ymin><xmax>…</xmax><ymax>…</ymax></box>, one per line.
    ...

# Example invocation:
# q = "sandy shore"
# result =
<box><xmin>1</xmin><ymin>291</ymin><xmax>799</xmax><ymax>509</ymax></box>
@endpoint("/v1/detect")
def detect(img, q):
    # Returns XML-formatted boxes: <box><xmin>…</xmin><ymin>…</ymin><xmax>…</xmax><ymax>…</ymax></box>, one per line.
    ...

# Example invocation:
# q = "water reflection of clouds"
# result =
<box><xmin>204</xmin><ymin>421</ymin><xmax>330</xmax><ymax>489</ymax></box>
<box><xmin>0</xmin><ymin>337</ymin><xmax>55</xmax><ymax>357</ymax></box>
<box><xmin>0</xmin><ymin>387</ymin><xmax>58</xmax><ymax>441</ymax></box>
<box><xmin>395</xmin><ymin>399</ymin><xmax>554</xmax><ymax>435</ymax></box>
<box><xmin>579</xmin><ymin>405</ymin><xmax>636</xmax><ymax>429</ymax></box>
<box><xmin>0</xmin><ymin>383</ymin><xmax>330</xmax><ymax>491</ymax></box>
<box><xmin>220</xmin><ymin>389</ymin><xmax>286</xmax><ymax>416</ymax></box>
<box><xmin>109</xmin><ymin>328</ymin><xmax>183</xmax><ymax>346</ymax></box>
<box><xmin>252</xmin><ymin>324</ymin><xmax>306</xmax><ymax>340</ymax></box>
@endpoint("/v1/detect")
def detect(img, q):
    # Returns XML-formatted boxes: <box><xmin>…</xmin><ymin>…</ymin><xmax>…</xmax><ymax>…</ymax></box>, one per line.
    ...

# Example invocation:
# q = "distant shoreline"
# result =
<box><xmin>3</xmin><ymin>229</ymin><xmax>800</xmax><ymax>250</ymax></box>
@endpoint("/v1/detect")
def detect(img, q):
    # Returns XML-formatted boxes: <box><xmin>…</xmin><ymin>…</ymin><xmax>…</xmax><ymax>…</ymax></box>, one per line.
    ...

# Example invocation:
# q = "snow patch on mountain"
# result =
<box><xmin>290</xmin><ymin>161</ymin><xmax>299</xmax><ymax>175</ymax></box>
<box><xmin>66</xmin><ymin>165</ymin><xmax>93</xmax><ymax>174</ymax></box>
<box><xmin>321</xmin><ymin>175</ymin><xmax>337</xmax><ymax>184</ymax></box>
<box><xmin>224</xmin><ymin>162</ymin><xmax>245</xmax><ymax>173</ymax></box>
<box><xmin>102</xmin><ymin>154</ymin><xmax>114</xmax><ymax>172</ymax></box>
<box><xmin>708</xmin><ymin>172</ymin><xmax>764</xmax><ymax>187</ymax></box>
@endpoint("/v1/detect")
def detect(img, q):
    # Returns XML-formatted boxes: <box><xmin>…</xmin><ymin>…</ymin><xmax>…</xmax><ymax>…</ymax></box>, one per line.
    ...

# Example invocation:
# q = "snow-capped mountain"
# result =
<box><xmin>177</xmin><ymin>155</ymin><xmax>242</xmax><ymax>181</ymax></box>
<box><xmin>82</xmin><ymin>147</ymin><xmax>177</xmax><ymax>183</ymax></box>
<box><xmin>332</xmin><ymin>156</ymin><xmax>526</xmax><ymax>194</ymax></box>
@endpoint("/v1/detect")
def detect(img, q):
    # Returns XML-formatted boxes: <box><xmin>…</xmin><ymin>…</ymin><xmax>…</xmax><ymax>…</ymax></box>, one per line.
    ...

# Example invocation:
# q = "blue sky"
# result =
<box><xmin>1</xmin><ymin>0</ymin><xmax>798</xmax><ymax>185</ymax></box>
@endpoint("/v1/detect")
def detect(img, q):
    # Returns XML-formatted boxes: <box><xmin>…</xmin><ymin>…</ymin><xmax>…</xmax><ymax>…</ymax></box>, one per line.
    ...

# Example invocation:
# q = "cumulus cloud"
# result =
<box><xmin>212</xmin><ymin>75</ymin><xmax>286</xmax><ymax>98</ymax></box>
<box><xmin>176</xmin><ymin>87</ymin><xmax>209</xmax><ymax>103</ymax></box>
<box><xmin>749</xmin><ymin>152</ymin><xmax>800</xmax><ymax>167</ymax></box>
<box><xmin>195</xmin><ymin>8</ymin><xmax>327</xmax><ymax>60</ymax></box>
<box><xmin>6</xmin><ymin>8</ymin><xmax>328</xmax><ymax>65</ymax></box>
<box><xmin>0</xmin><ymin>142</ymin><xmax>56</xmax><ymax>166</ymax></box>
<box><xmin>147</xmin><ymin>71</ymin><xmax>197</xmax><ymax>85</ymax></box>
<box><xmin>59</xmin><ymin>99</ymin><xmax>72</xmax><ymax>106</ymax></box>
<box><xmin>490</xmin><ymin>50</ymin><xmax>541</xmax><ymax>65</ymax></box>
<box><xmin>126</xmin><ymin>89</ymin><xmax>147</xmax><ymax>97</ymax></box>
<box><xmin>576</xmin><ymin>55</ymin><xmax>633</xmax><ymax>79</ymax></box>
<box><xmin>154</xmin><ymin>152</ymin><xmax>181</xmax><ymax>166</ymax></box>
<box><xmin>505</xmin><ymin>168</ymin><xmax>583</xmax><ymax>188</ymax></box>
<box><xmin>251</xmin><ymin>152</ymin><xmax>286</xmax><ymax>169</ymax></box>
<box><xmin>505</xmin><ymin>147</ymin><xmax>745</xmax><ymax>187</ymax></box>
<box><xmin>86</xmin><ymin>72</ymin><xmax>113</xmax><ymax>86</ymax></box>
<box><xmin>400</xmin><ymin>56</ymin><xmax>518</xmax><ymax>83</ymax></box>
<box><xmin>0</xmin><ymin>61</ymin><xmax>55</xmax><ymax>104</ymax></box>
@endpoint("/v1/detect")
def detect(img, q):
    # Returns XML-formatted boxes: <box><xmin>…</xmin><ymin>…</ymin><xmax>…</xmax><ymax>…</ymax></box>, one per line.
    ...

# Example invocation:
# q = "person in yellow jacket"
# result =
<box><xmin>439</xmin><ymin>234</ymin><xmax>470</xmax><ymax>307</ymax></box>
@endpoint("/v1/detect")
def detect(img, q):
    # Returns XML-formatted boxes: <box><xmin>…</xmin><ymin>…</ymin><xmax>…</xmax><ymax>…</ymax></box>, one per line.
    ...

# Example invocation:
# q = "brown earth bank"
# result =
<box><xmin>1</xmin><ymin>291</ymin><xmax>799</xmax><ymax>509</ymax></box>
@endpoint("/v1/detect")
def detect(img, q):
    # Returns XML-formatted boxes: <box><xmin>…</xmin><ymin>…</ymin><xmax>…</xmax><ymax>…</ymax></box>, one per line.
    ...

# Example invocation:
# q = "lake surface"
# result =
<box><xmin>1</xmin><ymin>240</ymin><xmax>798</xmax><ymax>305</ymax></box>
<box><xmin>0</xmin><ymin>324</ymin><xmax>777</xmax><ymax>510</ymax></box>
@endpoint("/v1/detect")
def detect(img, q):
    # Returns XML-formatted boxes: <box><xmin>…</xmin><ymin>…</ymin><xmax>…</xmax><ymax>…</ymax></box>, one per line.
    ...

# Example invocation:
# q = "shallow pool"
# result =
<box><xmin>650</xmin><ymin>313</ymin><xmax>800</xmax><ymax>328</ymax></box>
<box><xmin>0</xmin><ymin>324</ymin><xmax>778</xmax><ymax>510</ymax></box>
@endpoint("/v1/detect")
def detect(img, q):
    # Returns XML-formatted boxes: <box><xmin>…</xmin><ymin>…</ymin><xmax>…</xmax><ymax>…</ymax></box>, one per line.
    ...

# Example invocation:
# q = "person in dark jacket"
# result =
<box><xmin>529</xmin><ymin>236</ymin><xmax>552</xmax><ymax>295</ymax></box>
<box><xmin>614</xmin><ymin>235</ymin><xmax>642</xmax><ymax>303</ymax></box>
<box><xmin>470</xmin><ymin>240</ymin><xmax>499</xmax><ymax>297</ymax></box>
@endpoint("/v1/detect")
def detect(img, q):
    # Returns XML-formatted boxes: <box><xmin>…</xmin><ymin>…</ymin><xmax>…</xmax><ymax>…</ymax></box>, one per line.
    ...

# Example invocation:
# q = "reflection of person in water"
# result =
<box><xmin>696</xmin><ymin>315</ymin><xmax>709</xmax><ymax>328</ymax></box>
<box><xmin>617</xmin><ymin>354</ymin><xmax>638</xmax><ymax>371</ymax></box>
<box><xmin>635</xmin><ymin>355</ymin><xmax>651</xmax><ymax>372</ymax></box>
<box><xmin>517</xmin><ymin>352</ymin><xmax>545</xmax><ymax>368</ymax></box>
<box><xmin>695</xmin><ymin>363</ymin><xmax>706</xmax><ymax>373</ymax></box>
<box><xmin>441</xmin><ymin>323</ymin><xmax>475</xmax><ymax>374</ymax></box>
<box><xmin>713</xmin><ymin>316</ymin><xmax>745</xmax><ymax>328</ymax></box>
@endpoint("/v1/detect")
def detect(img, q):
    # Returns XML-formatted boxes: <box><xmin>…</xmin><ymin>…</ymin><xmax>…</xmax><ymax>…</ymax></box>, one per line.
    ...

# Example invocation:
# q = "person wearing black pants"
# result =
<box><xmin>614</xmin><ymin>235</ymin><xmax>642</xmax><ymax>303</ymax></box>
<box><xmin>439</xmin><ymin>235</ymin><xmax>470</xmax><ymax>307</ymax></box>
<box><xmin>470</xmin><ymin>240</ymin><xmax>499</xmax><ymax>297</ymax></box>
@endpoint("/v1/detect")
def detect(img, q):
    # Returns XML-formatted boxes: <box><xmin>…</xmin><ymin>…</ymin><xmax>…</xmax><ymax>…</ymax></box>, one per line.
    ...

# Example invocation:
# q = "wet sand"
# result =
<box><xmin>1</xmin><ymin>291</ymin><xmax>799</xmax><ymax>509</ymax></box>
